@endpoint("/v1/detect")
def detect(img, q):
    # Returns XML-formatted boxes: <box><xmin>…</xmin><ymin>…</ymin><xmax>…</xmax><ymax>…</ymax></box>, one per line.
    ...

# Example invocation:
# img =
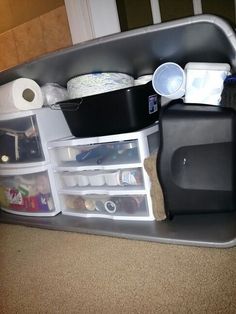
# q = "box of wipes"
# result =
<box><xmin>184</xmin><ymin>62</ymin><xmax>231</xmax><ymax>106</ymax></box>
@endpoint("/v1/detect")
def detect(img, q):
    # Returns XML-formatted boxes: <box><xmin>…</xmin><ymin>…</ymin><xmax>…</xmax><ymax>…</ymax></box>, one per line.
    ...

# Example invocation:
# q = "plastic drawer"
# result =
<box><xmin>50</xmin><ymin>140</ymin><xmax>140</xmax><ymax>167</ymax></box>
<box><xmin>58</xmin><ymin>167</ymin><xmax>144</xmax><ymax>188</ymax></box>
<box><xmin>0</xmin><ymin>115</ymin><xmax>44</xmax><ymax>165</ymax></box>
<box><xmin>0</xmin><ymin>166</ymin><xmax>60</xmax><ymax>216</ymax></box>
<box><xmin>60</xmin><ymin>194</ymin><xmax>150</xmax><ymax>220</ymax></box>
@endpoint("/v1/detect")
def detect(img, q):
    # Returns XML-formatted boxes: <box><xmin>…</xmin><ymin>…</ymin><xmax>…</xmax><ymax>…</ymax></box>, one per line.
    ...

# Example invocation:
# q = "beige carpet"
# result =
<box><xmin>0</xmin><ymin>223</ymin><xmax>236</xmax><ymax>314</ymax></box>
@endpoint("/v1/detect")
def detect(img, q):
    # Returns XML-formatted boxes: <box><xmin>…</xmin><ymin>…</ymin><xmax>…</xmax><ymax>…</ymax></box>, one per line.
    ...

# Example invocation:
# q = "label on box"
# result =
<box><xmin>119</xmin><ymin>169</ymin><xmax>141</xmax><ymax>186</ymax></box>
<box><xmin>5</xmin><ymin>187</ymin><xmax>25</xmax><ymax>210</ymax></box>
<box><xmin>148</xmin><ymin>95</ymin><xmax>158</xmax><ymax>114</ymax></box>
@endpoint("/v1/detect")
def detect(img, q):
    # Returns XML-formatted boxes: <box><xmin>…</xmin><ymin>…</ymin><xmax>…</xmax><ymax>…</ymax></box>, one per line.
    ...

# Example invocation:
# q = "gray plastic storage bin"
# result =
<box><xmin>0</xmin><ymin>14</ymin><xmax>236</xmax><ymax>248</ymax></box>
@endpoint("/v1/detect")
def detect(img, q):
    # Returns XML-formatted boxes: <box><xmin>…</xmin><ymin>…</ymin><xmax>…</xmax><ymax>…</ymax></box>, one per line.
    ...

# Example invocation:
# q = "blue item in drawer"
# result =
<box><xmin>76</xmin><ymin>145</ymin><xmax>114</xmax><ymax>162</ymax></box>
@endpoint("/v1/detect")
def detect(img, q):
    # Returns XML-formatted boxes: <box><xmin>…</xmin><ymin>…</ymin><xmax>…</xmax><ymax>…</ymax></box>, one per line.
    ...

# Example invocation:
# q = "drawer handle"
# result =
<box><xmin>49</xmin><ymin>99</ymin><xmax>83</xmax><ymax>111</ymax></box>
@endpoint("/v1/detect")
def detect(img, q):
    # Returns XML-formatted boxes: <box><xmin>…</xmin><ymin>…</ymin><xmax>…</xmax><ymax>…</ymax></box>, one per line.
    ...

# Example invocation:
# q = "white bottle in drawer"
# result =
<box><xmin>48</xmin><ymin>123</ymin><xmax>159</xmax><ymax>221</ymax></box>
<box><xmin>0</xmin><ymin>107</ymin><xmax>71</xmax><ymax>168</ymax></box>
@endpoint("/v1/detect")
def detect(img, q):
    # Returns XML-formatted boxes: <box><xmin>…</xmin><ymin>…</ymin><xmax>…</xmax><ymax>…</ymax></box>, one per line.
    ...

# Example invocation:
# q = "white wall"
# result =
<box><xmin>64</xmin><ymin>0</ymin><xmax>120</xmax><ymax>44</ymax></box>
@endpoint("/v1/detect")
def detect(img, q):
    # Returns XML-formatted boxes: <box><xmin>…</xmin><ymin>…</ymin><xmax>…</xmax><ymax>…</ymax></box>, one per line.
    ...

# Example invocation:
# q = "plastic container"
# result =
<box><xmin>87</xmin><ymin>171</ymin><xmax>105</xmax><ymax>186</ymax></box>
<box><xmin>76</xmin><ymin>172</ymin><xmax>89</xmax><ymax>187</ymax></box>
<box><xmin>49</xmin><ymin>139</ymin><xmax>141</xmax><ymax>167</ymax></box>
<box><xmin>56</xmin><ymin>82</ymin><xmax>160</xmax><ymax>137</ymax></box>
<box><xmin>0</xmin><ymin>114</ymin><xmax>44</xmax><ymax>164</ymax></box>
<box><xmin>152</xmin><ymin>62</ymin><xmax>186</xmax><ymax>99</ymax></box>
<box><xmin>104</xmin><ymin>171</ymin><xmax>120</xmax><ymax>186</ymax></box>
<box><xmin>184</xmin><ymin>62</ymin><xmax>231</xmax><ymax>105</ymax></box>
<box><xmin>0</xmin><ymin>165</ymin><xmax>60</xmax><ymax>216</ymax></box>
<box><xmin>0</xmin><ymin>108</ymin><xmax>71</xmax><ymax>168</ymax></box>
<box><xmin>61</xmin><ymin>173</ymin><xmax>77</xmax><ymax>187</ymax></box>
<box><xmin>61</xmin><ymin>194</ymin><xmax>149</xmax><ymax>220</ymax></box>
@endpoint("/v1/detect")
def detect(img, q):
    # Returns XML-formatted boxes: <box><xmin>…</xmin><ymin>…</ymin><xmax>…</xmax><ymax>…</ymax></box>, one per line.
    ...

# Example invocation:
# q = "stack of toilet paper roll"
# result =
<box><xmin>0</xmin><ymin>78</ymin><xmax>43</xmax><ymax>114</ymax></box>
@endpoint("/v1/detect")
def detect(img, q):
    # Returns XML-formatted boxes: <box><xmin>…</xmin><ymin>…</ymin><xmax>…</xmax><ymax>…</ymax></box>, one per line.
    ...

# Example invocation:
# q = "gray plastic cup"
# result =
<box><xmin>152</xmin><ymin>62</ymin><xmax>186</xmax><ymax>99</ymax></box>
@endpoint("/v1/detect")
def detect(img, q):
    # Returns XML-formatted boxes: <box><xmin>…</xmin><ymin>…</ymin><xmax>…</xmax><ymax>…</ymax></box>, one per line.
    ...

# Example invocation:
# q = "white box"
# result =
<box><xmin>184</xmin><ymin>62</ymin><xmax>231</xmax><ymax>106</ymax></box>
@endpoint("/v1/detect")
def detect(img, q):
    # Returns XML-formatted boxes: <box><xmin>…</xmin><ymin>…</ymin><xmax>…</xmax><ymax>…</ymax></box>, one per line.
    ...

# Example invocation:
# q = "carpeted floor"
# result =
<box><xmin>0</xmin><ymin>223</ymin><xmax>236</xmax><ymax>314</ymax></box>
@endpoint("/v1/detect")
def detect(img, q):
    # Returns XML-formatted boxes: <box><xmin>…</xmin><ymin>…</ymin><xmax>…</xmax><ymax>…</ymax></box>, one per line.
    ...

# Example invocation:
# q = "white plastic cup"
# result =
<box><xmin>152</xmin><ymin>62</ymin><xmax>186</xmax><ymax>99</ymax></box>
<box><xmin>77</xmin><ymin>173</ymin><xmax>89</xmax><ymax>186</ymax></box>
<box><xmin>88</xmin><ymin>171</ymin><xmax>105</xmax><ymax>186</ymax></box>
<box><xmin>61</xmin><ymin>173</ymin><xmax>77</xmax><ymax>187</ymax></box>
<box><xmin>104</xmin><ymin>171</ymin><xmax>120</xmax><ymax>186</ymax></box>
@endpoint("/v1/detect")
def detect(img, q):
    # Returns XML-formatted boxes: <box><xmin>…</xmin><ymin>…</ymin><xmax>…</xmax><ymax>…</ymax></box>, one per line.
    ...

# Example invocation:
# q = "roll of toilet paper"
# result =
<box><xmin>0</xmin><ymin>78</ymin><xmax>43</xmax><ymax>114</ymax></box>
<box><xmin>67</xmin><ymin>72</ymin><xmax>134</xmax><ymax>98</ymax></box>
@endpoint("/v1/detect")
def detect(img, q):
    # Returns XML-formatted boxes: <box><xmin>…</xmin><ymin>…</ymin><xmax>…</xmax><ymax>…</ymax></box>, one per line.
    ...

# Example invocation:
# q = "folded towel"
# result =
<box><xmin>144</xmin><ymin>151</ymin><xmax>166</xmax><ymax>221</ymax></box>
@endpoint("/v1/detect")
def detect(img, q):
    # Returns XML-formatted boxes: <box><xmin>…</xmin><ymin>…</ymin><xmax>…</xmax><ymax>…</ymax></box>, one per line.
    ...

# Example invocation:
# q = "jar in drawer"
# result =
<box><xmin>0</xmin><ymin>115</ymin><xmax>44</xmax><ymax>164</ymax></box>
<box><xmin>0</xmin><ymin>167</ymin><xmax>59</xmax><ymax>216</ymax></box>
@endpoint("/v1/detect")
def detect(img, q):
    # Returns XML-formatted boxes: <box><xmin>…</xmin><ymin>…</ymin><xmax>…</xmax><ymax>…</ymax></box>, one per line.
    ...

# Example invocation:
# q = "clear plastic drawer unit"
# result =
<box><xmin>48</xmin><ymin>123</ymin><xmax>159</xmax><ymax>221</ymax></box>
<box><xmin>0</xmin><ymin>108</ymin><xmax>71</xmax><ymax>216</ymax></box>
